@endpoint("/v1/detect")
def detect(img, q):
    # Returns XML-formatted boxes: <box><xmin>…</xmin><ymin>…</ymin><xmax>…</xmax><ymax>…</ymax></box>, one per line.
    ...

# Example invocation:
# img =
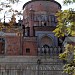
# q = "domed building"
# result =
<box><xmin>22</xmin><ymin>0</ymin><xmax>62</xmax><ymax>55</ymax></box>
<box><xmin>0</xmin><ymin>0</ymin><xmax>65</xmax><ymax>75</ymax></box>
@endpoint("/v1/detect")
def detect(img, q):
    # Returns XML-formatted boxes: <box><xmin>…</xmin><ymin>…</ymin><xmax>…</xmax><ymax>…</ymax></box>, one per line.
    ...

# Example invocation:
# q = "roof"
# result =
<box><xmin>64</xmin><ymin>37</ymin><xmax>75</xmax><ymax>43</ymax></box>
<box><xmin>23</xmin><ymin>0</ymin><xmax>61</xmax><ymax>9</ymax></box>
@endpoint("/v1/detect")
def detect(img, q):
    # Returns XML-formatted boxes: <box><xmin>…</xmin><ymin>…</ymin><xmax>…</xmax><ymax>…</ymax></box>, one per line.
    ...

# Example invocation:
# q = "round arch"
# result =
<box><xmin>40</xmin><ymin>35</ymin><xmax>53</xmax><ymax>47</ymax></box>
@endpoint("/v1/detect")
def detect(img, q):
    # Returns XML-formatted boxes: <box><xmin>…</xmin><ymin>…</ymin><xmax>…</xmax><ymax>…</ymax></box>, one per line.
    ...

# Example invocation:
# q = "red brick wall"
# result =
<box><xmin>6</xmin><ymin>36</ymin><xmax>20</xmax><ymax>55</ymax></box>
<box><xmin>23</xmin><ymin>1</ymin><xmax>60</xmax><ymax>17</ymax></box>
<box><xmin>23</xmin><ymin>41</ymin><xmax>37</xmax><ymax>56</ymax></box>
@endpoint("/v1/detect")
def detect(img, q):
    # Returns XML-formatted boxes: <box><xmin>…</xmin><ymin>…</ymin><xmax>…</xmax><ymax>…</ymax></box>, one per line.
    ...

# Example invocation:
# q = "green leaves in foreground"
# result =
<box><xmin>53</xmin><ymin>9</ymin><xmax>75</xmax><ymax>37</ymax></box>
<box><xmin>54</xmin><ymin>1</ymin><xmax>75</xmax><ymax>75</ymax></box>
<box><xmin>64</xmin><ymin>64</ymin><xmax>75</xmax><ymax>75</ymax></box>
<box><xmin>59</xmin><ymin>44</ymin><xmax>75</xmax><ymax>75</ymax></box>
<box><xmin>63</xmin><ymin>0</ymin><xmax>75</xmax><ymax>4</ymax></box>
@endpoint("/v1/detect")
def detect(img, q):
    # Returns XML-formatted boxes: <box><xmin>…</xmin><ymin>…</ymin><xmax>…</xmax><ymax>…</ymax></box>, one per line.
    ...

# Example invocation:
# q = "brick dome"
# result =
<box><xmin>23</xmin><ymin>0</ymin><xmax>61</xmax><ymax>36</ymax></box>
<box><xmin>23</xmin><ymin>0</ymin><xmax>61</xmax><ymax>9</ymax></box>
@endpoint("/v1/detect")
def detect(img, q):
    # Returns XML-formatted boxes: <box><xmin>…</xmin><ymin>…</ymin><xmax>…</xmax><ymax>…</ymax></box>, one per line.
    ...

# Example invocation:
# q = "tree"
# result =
<box><xmin>59</xmin><ymin>44</ymin><xmax>75</xmax><ymax>75</ymax></box>
<box><xmin>0</xmin><ymin>0</ymin><xmax>19</xmax><ymax>4</ymax></box>
<box><xmin>63</xmin><ymin>0</ymin><xmax>75</xmax><ymax>4</ymax></box>
<box><xmin>53</xmin><ymin>9</ymin><xmax>75</xmax><ymax>37</ymax></box>
<box><xmin>0</xmin><ymin>0</ymin><xmax>21</xmax><ymax>30</ymax></box>
<box><xmin>53</xmin><ymin>0</ymin><xmax>75</xmax><ymax>75</ymax></box>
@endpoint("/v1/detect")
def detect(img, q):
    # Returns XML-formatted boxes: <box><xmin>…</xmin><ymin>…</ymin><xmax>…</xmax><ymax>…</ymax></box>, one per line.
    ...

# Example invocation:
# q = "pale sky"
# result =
<box><xmin>13</xmin><ymin>0</ymin><xmax>74</xmax><ymax>10</ymax></box>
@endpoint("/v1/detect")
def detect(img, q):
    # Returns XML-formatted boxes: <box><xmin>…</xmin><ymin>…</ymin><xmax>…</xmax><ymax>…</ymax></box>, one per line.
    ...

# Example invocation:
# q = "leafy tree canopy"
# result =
<box><xmin>63</xmin><ymin>0</ymin><xmax>75</xmax><ymax>4</ymax></box>
<box><xmin>53</xmin><ymin>0</ymin><xmax>75</xmax><ymax>75</ymax></box>
<box><xmin>53</xmin><ymin>9</ymin><xmax>75</xmax><ymax>37</ymax></box>
<box><xmin>59</xmin><ymin>44</ymin><xmax>75</xmax><ymax>75</ymax></box>
<box><xmin>0</xmin><ymin>0</ymin><xmax>22</xmax><ymax>31</ymax></box>
<box><xmin>0</xmin><ymin>0</ymin><xmax>20</xmax><ymax>4</ymax></box>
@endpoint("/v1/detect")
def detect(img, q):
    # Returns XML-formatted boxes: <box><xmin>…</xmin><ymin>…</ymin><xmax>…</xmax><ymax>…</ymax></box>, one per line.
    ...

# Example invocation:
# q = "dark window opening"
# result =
<box><xmin>26</xmin><ymin>48</ymin><xmax>30</xmax><ymax>53</ymax></box>
<box><xmin>42</xmin><ymin>44</ymin><xmax>50</xmax><ymax>55</ymax></box>
<box><xmin>44</xmin><ymin>22</ymin><xmax>46</xmax><ymax>26</ymax></box>
<box><xmin>33</xmin><ymin>27</ymin><xmax>35</xmax><ymax>36</ymax></box>
<box><xmin>22</xmin><ymin>25</ymin><xmax>25</xmax><ymax>36</ymax></box>
<box><xmin>58</xmin><ymin>38</ymin><xmax>63</xmax><ymax>47</ymax></box>
<box><xmin>25</xmin><ymin>27</ymin><xmax>30</xmax><ymax>36</ymax></box>
<box><xmin>43</xmin><ymin>44</ymin><xmax>50</xmax><ymax>48</ymax></box>
<box><xmin>51</xmin><ymin>15</ymin><xmax>55</xmax><ymax>22</ymax></box>
<box><xmin>0</xmin><ymin>38</ymin><xmax>5</xmax><ymax>54</ymax></box>
<box><xmin>51</xmin><ymin>15</ymin><xmax>57</xmax><ymax>26</ymax></box>
<box><xmin>41</xmin><ymin>22</ymin><xmax>47</xmax><ymax>26</ymax></box>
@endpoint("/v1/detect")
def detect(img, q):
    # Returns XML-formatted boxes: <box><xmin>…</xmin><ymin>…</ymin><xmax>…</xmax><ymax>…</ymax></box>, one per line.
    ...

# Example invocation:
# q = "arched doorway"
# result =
<box><xmin>40</xmin><ymin>36</ymin><xmax>53</xmax><ymax>47</ymax></box>
<box><xmin>39</xmin><ymin>36</ymin><xmax>53</xmax><ymax>55</ymax></box>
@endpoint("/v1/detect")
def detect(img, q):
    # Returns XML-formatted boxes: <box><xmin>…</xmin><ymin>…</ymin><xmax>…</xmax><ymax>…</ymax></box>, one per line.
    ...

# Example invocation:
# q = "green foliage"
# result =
<box><xmin>54</xmin><ymin>1</ymin><xmax>75</xmax><ymax>75</ymax></box>
<box><xmin>0</xmin><ymin>22</ymin><xmax>5</xmax><ymax>30</ymax></box>
<box><xmin>53</xmin><ymin>9</ymin><xmax>75</xmax><ymax>37</ymax></box>
<box><xmin>59</xmin><ymin>44</ymin><xmax>75</xmax><ymax>75</ymax></box>
<box><xmin>0</xmin><ymin>0</ymin><xmax>20</xmax><ymax>31</ymax></box>
<box><xmin>7</xmin><ymin>0</ymin><xmax>19</xmax><ymax>3</ymax></box>
<box><xmin>64</xmin><ymin>64</ymin><xmax>74</xmax><ymax>75</ymax></box>
<box><xmin>63</xmin><ymin>0</ymin><xmax>75</xmax><ymax>4</ymax></box>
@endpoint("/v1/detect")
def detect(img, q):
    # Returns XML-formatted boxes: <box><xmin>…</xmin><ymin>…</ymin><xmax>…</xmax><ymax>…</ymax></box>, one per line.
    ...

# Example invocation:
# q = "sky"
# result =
<box><xmin>13</xmin><ymin>0</ymin><xmax>75</xmax><ymax>10</ymax></box>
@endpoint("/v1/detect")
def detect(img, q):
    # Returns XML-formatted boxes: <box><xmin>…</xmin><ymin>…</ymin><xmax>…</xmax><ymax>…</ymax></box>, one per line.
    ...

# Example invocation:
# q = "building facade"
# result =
<box><xmin>0</xmin><ymin>0</ymin><xmax>65</xmax><ymax>75</ymax></box>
